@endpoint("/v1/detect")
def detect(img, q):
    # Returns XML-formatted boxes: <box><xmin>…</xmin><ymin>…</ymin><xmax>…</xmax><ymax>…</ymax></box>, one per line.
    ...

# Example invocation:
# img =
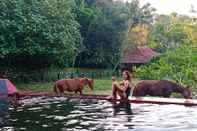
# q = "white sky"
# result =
<box><xmin>118</xmin><ymin>0</ymin><xmax>197</xmax><ymax>17</ymax></box>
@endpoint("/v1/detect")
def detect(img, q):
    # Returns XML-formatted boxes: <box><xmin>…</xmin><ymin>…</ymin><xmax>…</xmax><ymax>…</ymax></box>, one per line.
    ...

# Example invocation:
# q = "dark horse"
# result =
<box><xmin>133</xmin><ymin>80</ymin><xmax>192</xmax><ymax>99</ymax></box>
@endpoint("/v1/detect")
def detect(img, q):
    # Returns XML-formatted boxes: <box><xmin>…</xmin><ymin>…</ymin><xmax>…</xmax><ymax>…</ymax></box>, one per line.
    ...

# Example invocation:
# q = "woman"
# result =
<box><xmin>110</xmin><ymin>70</ymin><xmax>133</xmax><ymax>100</ymax></box>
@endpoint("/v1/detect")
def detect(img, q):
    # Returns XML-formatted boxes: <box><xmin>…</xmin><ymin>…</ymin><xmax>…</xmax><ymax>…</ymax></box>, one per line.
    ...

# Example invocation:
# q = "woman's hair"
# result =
<box><xmin>123</xmin><ymin>70</ymin><xmax>131</xmax><ymax>81</ymax></box>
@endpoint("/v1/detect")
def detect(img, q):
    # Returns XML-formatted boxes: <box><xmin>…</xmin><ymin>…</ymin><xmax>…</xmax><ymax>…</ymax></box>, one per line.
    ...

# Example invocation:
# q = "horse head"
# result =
<box><xmin>173</xmin><ymin>81</ymin><xmax>192</xmax><ymax>99</ymax></box>
<box><xmin>81</xmin><ymin>78</ymin><xmax>94</xmax><ymax>90</ymax></box>
<box><xmin>182</xmin><ymin>86</ymin><xmax>192</xmax><ymax>99</ymax></box>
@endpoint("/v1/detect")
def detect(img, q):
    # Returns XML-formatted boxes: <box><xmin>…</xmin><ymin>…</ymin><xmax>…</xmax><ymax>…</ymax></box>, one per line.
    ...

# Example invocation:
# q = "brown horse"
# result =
<box><xmin>53</xmin><ymin>77</ymin><xmax>94</xmax><ymax>95</ymax></box>
<box><xmin>133</xmin><ymin>80</ymin><xmax>192</xmax><ymax>99</ymax></box>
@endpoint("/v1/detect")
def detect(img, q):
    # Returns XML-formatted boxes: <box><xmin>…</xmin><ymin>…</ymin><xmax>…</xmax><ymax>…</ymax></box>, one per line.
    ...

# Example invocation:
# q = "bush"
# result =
<box><xmin>136</xmin><ymin>44</ymin><xmax>197</xmax><ymax>87</ymax></box>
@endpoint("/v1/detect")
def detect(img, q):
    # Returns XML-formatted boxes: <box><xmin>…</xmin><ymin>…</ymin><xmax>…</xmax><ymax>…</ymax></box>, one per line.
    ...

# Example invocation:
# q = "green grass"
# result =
<box><xmin>94</xmin><ymin>79</ymin><xmax>112</xmax><ymax>90</ymax></box>
<box><xmin>16</xmin><ymin>82</ymin><xmax>54</xmax><ymax>92</ymax></box>
<box><xmin>15</xmin><ymin>79</ymin><xmax>113</xmax><ymax>93</ymax></box>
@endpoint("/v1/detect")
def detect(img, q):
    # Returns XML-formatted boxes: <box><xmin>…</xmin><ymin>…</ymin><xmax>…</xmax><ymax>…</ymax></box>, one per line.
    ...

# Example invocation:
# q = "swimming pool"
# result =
<box><xmin>1</xmin><ymin>97</ymin><xmax>197</xmax><ymax>131</ymax></box>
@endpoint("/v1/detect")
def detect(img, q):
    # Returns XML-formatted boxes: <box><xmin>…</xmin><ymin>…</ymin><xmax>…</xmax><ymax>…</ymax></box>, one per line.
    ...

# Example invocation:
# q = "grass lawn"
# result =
<box><xmin>15</xmin><ymin>82</ymin><xmax>54</xmax><ymax>92</ymax></box>
<box><xmin>15</xmin><ymin>79</ymin><xmax>114</xmax><ymax>94</ymax></box>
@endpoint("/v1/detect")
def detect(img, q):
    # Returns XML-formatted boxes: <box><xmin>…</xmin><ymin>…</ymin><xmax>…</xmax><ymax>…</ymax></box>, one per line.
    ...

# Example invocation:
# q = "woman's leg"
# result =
<box><xmin>112</xmin><ymin>84</ymin><xmax>124</xmax><ymax>99</ymax></box>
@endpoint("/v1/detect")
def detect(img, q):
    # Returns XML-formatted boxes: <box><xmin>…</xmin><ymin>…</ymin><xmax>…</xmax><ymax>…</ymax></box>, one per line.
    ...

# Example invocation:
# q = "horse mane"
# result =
<box><xmin>79</xmin><ymin>77</ymin><xmax>93</xmax><ymax>86</ymax></box>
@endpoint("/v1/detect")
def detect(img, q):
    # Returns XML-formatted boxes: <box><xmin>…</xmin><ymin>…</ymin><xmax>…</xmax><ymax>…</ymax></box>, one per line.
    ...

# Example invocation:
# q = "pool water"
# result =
<box><xmin>1</xmin><ymin>97</ymin><xmax>197</xmax><ymax>131</ymax></box>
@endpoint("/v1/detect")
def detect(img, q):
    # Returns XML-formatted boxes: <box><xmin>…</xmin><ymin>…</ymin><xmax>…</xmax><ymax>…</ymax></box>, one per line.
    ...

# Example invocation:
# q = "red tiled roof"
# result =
<box><xmin>121</xmin><ymin>47</ymin><xmax>156</xmax><ymax>64</ymax></box>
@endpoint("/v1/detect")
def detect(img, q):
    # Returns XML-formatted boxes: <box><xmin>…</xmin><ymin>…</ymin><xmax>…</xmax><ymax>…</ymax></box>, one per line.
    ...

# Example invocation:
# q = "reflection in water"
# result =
<box><xmin>112</xmin><ymin>101</ymin><xmax>133</xmax><ymax>116</ymax></box>
<box><xmin>0</xmin><ymin>97</ymin><xmax>197</xmax><ymax>131</ymax></box>
<box><xmin>111</xmin><ymin>101</ymin><xmax>134</xmax><ymax>129</ymax></box>
<box><xmin>0</xmin><ymin>96</ymin><xmax>9</xmax><ymax>128</ymax></box>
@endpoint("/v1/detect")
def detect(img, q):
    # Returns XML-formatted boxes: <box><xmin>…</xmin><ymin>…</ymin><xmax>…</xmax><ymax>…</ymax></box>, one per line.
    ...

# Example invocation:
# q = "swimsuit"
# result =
<box><xmin>125</xmin><ymin>87</ymin><xmax>131</xmax><ymax>98</ymax></box>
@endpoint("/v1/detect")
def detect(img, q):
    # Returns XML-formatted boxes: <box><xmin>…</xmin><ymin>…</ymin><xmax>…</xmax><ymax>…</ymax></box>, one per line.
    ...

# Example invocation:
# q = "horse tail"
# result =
<box><xmin>53</xmin><ymin>83</ymin><xmax>58</xmax><ymax>94</ymax></box>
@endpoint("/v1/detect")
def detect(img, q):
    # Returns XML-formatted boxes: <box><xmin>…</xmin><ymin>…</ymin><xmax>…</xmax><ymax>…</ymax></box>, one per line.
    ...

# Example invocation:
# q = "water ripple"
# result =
<box><xmin>2</xmin><ymin>97</ymin><xmax>197</xmax><ymax>131</ymax></box>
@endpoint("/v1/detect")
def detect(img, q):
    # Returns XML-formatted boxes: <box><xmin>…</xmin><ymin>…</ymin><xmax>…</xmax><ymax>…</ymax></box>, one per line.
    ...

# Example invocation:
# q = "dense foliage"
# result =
<box><xmin>0</xmin><ymin>0</ymin><xmax>81</xmax><ymax>68</ymax></box>
<box><xmin>136</xmin><ymin>44</ymin><xmax>197</xmax><ymax>87</ymax></box>
<box><xmin>0</xmin><ymin>0</ymin><xmax>154</xmax><ymax>69</ymax></box>
<box><xmin>149</xmin><ymin>14</ymin><xmax>197</xmax><ymax>52</ymax></box>
<box><xmin>139</xmin><ymin>14</ymin><xmax>197</xmax><ymax>87</ymax></box>
<box><xmin>74</xmin><ymin>0</ymin><xmax>154</xmax><ymax>68</ymax></box>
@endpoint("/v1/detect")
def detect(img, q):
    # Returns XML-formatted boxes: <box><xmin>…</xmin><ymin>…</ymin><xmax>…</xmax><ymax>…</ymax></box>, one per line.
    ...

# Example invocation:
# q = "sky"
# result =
<box><xmin>118</xmin><ymin>0</ymin><xmax>197</xmax><ymax>17</ymax></box>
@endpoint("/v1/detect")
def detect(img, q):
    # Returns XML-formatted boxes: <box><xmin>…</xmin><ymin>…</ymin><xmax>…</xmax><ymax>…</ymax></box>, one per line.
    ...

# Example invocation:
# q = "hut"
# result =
<box><xmin>121</xmin><ymin>46</ymin><xmax>156</xmax><ymax>72</ymax></box>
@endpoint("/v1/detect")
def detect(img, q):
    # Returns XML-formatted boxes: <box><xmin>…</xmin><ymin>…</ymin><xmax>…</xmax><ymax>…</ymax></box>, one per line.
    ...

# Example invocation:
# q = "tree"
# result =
<box><xmin>127</xmin><ymin>24</ymin><xmax>150</xmax><ymax>46</ymax></box>
<box><xmin>149</xmin><ymin>14</ymin><xmax>197</xmax><ymax>52</ymax></box>
<box><xmin>0</xmin><ymin>0</ymin><xmax>82</xmax><ymax>68</ymax></box>
<box><xmin>74</xmin><ymin>0</ymin><xmax>154</xmax><ymax>68</ymax></box>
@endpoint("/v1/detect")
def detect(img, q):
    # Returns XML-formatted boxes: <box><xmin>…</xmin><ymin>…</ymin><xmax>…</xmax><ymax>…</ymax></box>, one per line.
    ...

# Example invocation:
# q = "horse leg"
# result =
<box><xmin>58</xmin><ymin>86</ymin><xmax>65</xmax><ymax>97</ymax></box>
<box><xmin>134</xmin><ymin>88</ymin><xmax>146</xmax><ymax>97</ymax></box>
<box><xmin>163</xmin><ymin>93</ymin><xmax>171</xmax><ymax>98</ymax></box>
<box><xmin>56</xmin><ymin>86</ymin><xmax>62</xmax><ymax>96</ymax></box>
<box><xmin>79</xmin><ymin>90</ymin><xmax>82</xmax><ymax>95</ymax></box>
<box><xmin>162</xmin><ymin>90</ymin><xmax>171</xmax><ymax>98</ymax></box>
<box><xmin>59</xmin><ymin>87</ymin><xmax>64</xmax><ymax>96</ymax></box>
<box><xmin>53</xmin><ymin>84</ymin><xmax>59</xmax><ymax>95</ymax></box>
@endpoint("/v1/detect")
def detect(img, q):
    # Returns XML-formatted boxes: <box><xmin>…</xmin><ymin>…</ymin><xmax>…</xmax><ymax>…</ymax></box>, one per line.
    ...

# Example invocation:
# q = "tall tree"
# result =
<box><xmin>74</xmin><ymin>0</ymin><xmax>154</xmax><ymax>68</ymax></box>
<box><xmin>0</xmin><ymin>0</ymin><xmax>82</xmax><ymax>68</ymax></box>
<box><xmin>148</xmin><ymin>14</ymin><xmax>197</xmax><ymax>52</ymax></box>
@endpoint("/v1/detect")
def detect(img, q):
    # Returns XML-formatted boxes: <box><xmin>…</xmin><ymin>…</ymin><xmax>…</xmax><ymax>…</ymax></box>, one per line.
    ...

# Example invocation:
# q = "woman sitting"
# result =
<box><xmin>109</xmin><ymin>70</ymin><xmax>133</xmax><ymax>100</ymax></box>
